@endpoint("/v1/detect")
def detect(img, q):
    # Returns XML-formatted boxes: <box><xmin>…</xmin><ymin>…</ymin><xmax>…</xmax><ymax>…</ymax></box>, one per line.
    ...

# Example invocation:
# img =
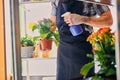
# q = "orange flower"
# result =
<box><xmin>98</xmin><ymin>27</ymin><xmax>110</xmax><ymax>33</ymax></box>
<box><xmin>87</xmin><ymin>27</ymin><xmax>115</xmax><ymax>52</ymax></box>
<box><xmin>50</xmin><ymin>26</ymin><xmax>56</xmax><ymax>32</ymax></box>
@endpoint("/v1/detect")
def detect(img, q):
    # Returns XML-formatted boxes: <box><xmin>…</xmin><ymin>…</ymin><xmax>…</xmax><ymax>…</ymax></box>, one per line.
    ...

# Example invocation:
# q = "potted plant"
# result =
<box><xmin>80</xmin><ymin>27</ymin><xmax>116</xmax><ymax>80</ymax></box>
<box><xmin>31</xmin><ymin>18</ymin><xmax>60</xmax><ymax>51</ymax></box>
<box><xmin>20</xmin><ymin>34</ymin><xmax>35</xmax><ymax>58</ymax></box>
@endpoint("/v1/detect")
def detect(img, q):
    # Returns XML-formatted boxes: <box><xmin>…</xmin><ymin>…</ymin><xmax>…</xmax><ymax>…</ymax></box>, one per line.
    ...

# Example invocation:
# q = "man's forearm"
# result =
<box><xmin>83</xmin><ymin>10</ymin><xmax>113</xmax><ymax>28</ymax></box>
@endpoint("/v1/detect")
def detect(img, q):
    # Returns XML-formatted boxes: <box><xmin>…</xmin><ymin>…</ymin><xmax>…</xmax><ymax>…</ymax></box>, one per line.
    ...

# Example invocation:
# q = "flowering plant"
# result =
<box><xmin>81</xmin><ymin>27</ymin><xmax>116</xmax><ymax>80</ymax></box>
<box><xmin>30</xmin><ymin>18</ymin><xmax>60</xmax><ymax>46</ymax></box>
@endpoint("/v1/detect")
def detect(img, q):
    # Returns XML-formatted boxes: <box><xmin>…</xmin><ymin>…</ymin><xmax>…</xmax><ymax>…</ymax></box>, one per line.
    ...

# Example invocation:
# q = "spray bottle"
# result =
<box><xmin>61</xmin><ymin>4</ymin><xmax>83</xmax><ymax>36</ymax></box>
<box><xmin>61</xmin><ymin>12</ymin><xmax>83</xmax><ymax>36</ymax></box>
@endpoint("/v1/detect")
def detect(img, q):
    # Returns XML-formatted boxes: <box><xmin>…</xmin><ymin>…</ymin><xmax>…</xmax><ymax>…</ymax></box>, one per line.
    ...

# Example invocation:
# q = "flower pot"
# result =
<box><xmin>21</xmin><ymin>46</ymin><xmax>34</xmax><ymax>58</ymax></box>
<box><xmin>39</xmin><ymin>39</ymin><xmax>52</xmax><ymax>51</ymax></box>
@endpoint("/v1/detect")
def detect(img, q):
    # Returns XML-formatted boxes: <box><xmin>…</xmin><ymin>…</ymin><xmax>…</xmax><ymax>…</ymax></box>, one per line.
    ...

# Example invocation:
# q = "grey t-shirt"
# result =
<box><xmin>51</xmin><ymin>0</ymin><xmax>59</xmax><ymax>16</ymax></box>
<box><xmin>51</xmin><ymin>0</ymin><xmax>110</xmax><ymax>16</ymax></box>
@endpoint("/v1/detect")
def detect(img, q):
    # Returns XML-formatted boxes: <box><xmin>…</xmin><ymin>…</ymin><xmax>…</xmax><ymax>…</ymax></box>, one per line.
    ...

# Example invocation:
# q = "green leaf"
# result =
<box><xmin>105</xmin><ymin>68</ymin><xmax>116</xmax><ymax>76</ymax></box>
<box><xmin>33</xmin><ymin>36</ymin><xmax>40</xmax><ymax>41</ymax></box>
<box><xmin>98</xmin><ymin>68</ymin><xmax>106</xmax><ymax>75</ymax></box>
<box><xmin>91</xmin><ymin>75</ymin><xmax>104</xmax><ymax>80</ymax></box>
<box><xmin>46</xmin><ymin>32</ymin><xmax>53</xmax><ymax>39</ymax></box>
<box><xmin>52</xmin><ymin>38</ymin><xmax>59</xmax><ymax>46</ymax></box>
<box><xmin>40</xmin><ymin>33</ymin><xmax>49</xmax><ymax>39</ymax></box>
<box><xmin>20</xmin><ymin>34</ymin><xmax>35</xmax><ymax>46</ymax></box>
<box><xmin>53</xmin><ymin>30</ymin><xmax>60</xmax><ymax>42</ymax></box>
<box><xmin>87</xmin><ymin>54</ymin><xmax>94</xmax><ymax>59</ymax></box>
<box><xmin>32</xmin><ymin>24</ymin><xmax>40</xmax><ymax>31</ymax></box>
<box><xmin>80</xmin><ymin>61</ymin><xmax>94</xmax><ymax>77</ymax></box>
<box><xmin>39</xmin><ymin>24</ymin><xmax>50</xmax><ymax>34</ymax></box>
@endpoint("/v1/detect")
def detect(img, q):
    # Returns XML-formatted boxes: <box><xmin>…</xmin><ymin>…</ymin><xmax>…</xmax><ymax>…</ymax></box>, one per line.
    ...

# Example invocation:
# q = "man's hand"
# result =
<box><xmin>63</xmin><ymin>12</ymin><xmax>89</xmax><ymax>26</ymax></box>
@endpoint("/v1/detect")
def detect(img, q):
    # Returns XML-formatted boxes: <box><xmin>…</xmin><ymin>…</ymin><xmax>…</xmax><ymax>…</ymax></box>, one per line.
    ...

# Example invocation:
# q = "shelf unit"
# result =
<box><xmin>22</xmin><ymin>57</ymin><xmax>57</xmax><ymax>80</ymax></box>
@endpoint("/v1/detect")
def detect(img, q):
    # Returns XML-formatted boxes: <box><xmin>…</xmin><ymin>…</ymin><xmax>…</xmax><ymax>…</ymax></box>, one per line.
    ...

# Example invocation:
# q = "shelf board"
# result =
<box><xmin>20</xmin><ymin>0</ymin><xmax>114</xmax><ymax>6</ymax></box>
<box><xmin>19</xmin><ymin>0</ymin><xmax>50</xmax><ymax>4</ymax></box>
<box><xmin>77</xmin><ymin>0</ymin><xmax>114</xmax><ymax>6</ymax></box>
<box><xmin>22</xmin><ymin>57</ymin><xmax>57</xmax><ymax>60</ymax></box>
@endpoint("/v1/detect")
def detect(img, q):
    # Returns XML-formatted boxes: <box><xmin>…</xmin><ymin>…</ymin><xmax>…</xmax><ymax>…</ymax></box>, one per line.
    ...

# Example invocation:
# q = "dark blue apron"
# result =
<box><xmin>56</xmin><ymin>0</ymin><xmax>95</xmax><ymax>80</ymax></box>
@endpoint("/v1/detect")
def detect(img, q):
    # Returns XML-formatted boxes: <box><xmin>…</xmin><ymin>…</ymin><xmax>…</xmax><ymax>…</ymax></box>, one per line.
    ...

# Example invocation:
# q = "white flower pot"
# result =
<box><xmin>21</xmin><ymin>46</ymin><xmax>34</xmax><ymax>58</ymax></box>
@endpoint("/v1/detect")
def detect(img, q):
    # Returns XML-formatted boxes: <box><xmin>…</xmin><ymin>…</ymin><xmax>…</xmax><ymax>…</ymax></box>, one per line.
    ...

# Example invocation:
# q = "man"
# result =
<box><xmin>51</xmin><ymin>0</ymin><xmax>113</xmax><ymax>80</ymax></box>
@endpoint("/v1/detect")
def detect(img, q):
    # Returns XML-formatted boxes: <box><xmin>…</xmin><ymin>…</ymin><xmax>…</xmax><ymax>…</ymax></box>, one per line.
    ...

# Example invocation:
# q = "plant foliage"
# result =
<box><xmin>20</xmin><ymin>34</ymin><xmax>35</xmax><ymax>47</ymax></box>
<box><xmin>80</xmin><ymin>27</ymin><xmax>116</xmax><ymax>80</ymax></box>
<box><xmin>31</xmin><ymin>18</ymin><xmax>60</xmax><ymax>46</ymax></box>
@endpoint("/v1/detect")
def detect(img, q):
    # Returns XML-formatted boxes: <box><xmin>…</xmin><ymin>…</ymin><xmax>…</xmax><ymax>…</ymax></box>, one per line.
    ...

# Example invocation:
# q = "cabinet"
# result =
<box><xmin>22</xmin><ymin>58</ymin><xmax>57</xmax><ymax>80</ymax></box>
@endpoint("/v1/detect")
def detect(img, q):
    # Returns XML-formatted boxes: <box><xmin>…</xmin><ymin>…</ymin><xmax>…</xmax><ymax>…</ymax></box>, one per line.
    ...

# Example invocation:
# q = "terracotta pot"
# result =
<box><xmin>39</xmin><ymin>39</ymin><xmax>52</xmax><ymax>51</ymax></box>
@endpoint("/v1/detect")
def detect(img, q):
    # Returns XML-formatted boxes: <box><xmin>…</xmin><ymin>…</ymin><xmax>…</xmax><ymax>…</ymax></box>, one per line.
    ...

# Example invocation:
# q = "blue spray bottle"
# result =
<box><xmin>62</xmin><ymin>3</ymin><xmax>83</xmax><ymax>36</ymax></box>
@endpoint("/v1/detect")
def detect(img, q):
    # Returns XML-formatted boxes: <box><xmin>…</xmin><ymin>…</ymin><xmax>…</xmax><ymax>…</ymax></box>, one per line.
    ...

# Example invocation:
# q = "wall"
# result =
<box><xmin>20</xmin><ymin>2</ymin><xmax>52</xmax><ymax>37</ymax></box>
